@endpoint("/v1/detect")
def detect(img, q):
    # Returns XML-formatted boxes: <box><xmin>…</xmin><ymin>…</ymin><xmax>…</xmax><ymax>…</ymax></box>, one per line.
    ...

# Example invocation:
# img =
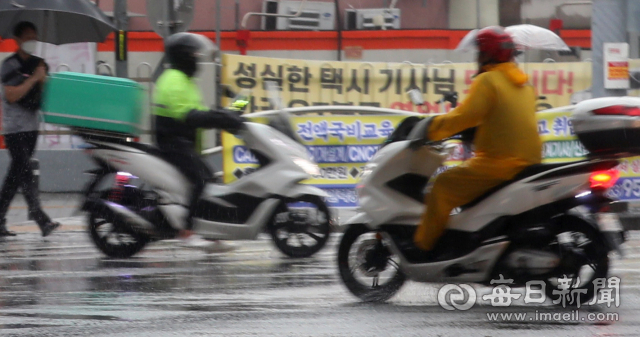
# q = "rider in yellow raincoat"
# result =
<box><xmin>414</xmin><ymin>26</ymin><xmax>543</xmax><ymax>252</ymax></box>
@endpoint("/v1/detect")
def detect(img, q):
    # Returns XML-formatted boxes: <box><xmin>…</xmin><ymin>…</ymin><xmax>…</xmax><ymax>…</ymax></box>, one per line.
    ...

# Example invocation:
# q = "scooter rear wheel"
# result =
<box><xmin>269</xmin><ymin>195</ymin><xmax>331</xmax><ymax>258</ymax></box>
<box><xmin>543</xmin><ymin>215</ymin><xmax>610</xmax><ymax>306</ymax></box>
<box><xmin>338</xmin><ymin>224</ymin><xmax>406</xmax><ymax>302</ymax></box>
<box><xmin>88</xmin><ymin>209</ymin><xmax>150</xmax><ymax>258</ymax></box>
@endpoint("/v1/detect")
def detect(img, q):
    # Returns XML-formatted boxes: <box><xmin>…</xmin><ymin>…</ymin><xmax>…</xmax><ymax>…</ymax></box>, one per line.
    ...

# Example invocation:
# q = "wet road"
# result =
<box><xmin>1</xmin><ymin>221</ymin><xmax>640</xmax><ymax>336</ymax></box>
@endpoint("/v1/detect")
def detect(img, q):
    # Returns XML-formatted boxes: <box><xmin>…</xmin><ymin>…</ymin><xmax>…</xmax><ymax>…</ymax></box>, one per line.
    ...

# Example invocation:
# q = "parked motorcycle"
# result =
<box><xmin>337</xmin><ymin>94</ymin><xmax>629</xmax><ymax>304</ymax></box>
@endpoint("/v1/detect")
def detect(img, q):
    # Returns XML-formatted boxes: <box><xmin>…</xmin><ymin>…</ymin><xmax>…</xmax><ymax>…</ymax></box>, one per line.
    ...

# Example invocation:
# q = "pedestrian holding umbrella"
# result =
<box><xmin>0</xmin><ymin>0</ymin><xmax>115</xmax><ymax>237</ymax></box>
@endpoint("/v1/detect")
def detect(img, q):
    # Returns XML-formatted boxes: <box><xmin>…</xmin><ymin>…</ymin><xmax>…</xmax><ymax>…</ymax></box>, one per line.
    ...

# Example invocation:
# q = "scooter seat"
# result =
<box><xmin>79</xmin><ymin>131</ymin><xmax>171</xmax><ymax>161</ymax></box>
<box><xmin>459</xmin><ymin>161</ymin><xmax>586</xmax><ymax>211</ymax></box>
<box><xmin>124</xmin><ymin>141</ymin><xmax>168</xmax><ymax>159</ymax></box>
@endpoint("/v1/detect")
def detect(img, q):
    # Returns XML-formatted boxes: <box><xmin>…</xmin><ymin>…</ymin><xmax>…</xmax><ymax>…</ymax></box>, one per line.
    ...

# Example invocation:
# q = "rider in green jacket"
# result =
<box><xmin>154</xmin><ymin>33</ymin><xmax>245</xmax><ymax>251</ymax></box>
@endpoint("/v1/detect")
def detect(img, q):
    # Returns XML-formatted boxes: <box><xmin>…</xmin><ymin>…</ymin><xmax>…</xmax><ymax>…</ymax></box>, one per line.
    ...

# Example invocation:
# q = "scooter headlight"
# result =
<box><xmin>293</xmin><ymin>157</ymin><xmax>321</xmax><ymax>177</ymax></box>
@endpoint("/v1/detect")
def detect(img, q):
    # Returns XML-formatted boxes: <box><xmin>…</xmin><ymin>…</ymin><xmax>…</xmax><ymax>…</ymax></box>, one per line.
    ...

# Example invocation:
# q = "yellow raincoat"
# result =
<box><xmin>414</xmin><ymin>62</ymin><xmax>543</xmax><ymax>251</ymax></box>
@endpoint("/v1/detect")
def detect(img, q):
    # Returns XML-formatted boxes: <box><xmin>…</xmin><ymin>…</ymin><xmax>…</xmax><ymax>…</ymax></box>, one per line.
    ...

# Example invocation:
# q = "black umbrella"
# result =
<box><xmin>0</xmin><ymin>0</ymin><xmax>116</xmax><ymax>45</ymax></box>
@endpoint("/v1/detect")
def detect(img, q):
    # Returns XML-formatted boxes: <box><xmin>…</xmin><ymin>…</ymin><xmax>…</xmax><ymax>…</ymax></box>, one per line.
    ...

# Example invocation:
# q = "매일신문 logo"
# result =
<box><xmin>438</xmin><ymin>275</ymin><xmax>621</xmax><ymax>310</ymax></box>
<box><xmin>437</xmin><ymin>284</ymin><xmax>476</xmax><ymax>311</ymax></box>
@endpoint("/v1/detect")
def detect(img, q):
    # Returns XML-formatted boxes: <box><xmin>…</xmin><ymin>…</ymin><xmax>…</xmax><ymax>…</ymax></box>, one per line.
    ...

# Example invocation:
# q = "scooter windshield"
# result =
<box><xmin>267</xmin><ymin>112</ymin><xmax>305</xmax><ymax>145</ymax></box>
<box><xmin>263</xmin><ymin>126</ymin><xmax>309</xmax><ymax>160</ymax></box>
<box><xmin>381</xmin><ymin>116</ymin><xmax>422</xmax><ymax>148</ymax></box>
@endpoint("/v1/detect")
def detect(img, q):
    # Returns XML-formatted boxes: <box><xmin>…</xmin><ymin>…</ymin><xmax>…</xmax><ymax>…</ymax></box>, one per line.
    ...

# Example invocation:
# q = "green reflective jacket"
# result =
<box><xmin>154</xmin><ymin>69</ymin><xmax>207</xmax><ymax>119</ymax></box>
<box><xmin>153</xmin><ymin>69</ymin><xmax>206</xmax><ymax>152</ymax></box>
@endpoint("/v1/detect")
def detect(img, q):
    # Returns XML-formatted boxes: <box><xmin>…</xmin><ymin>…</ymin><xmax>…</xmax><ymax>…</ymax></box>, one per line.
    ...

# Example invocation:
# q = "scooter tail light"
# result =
<box><xmin>589</xmin><ymin>169</ymin><xmax>620</xmax><ymax>190</ymax></box>
<box><xmin>593</xmin><ymin>105</ymin><xmax>640</xmax><ymax>116</ymax></box>
<box><xmin>109</xmin><ymin>172</ymin><xmax>134</xmax><ymax>202</ymax></box>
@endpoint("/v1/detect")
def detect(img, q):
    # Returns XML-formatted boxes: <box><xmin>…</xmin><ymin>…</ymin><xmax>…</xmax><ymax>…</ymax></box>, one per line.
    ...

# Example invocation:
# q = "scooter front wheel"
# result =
<box><xmin>268</xmin><ymin>195</ymin><xmax>331</xmax><ymax>258</ymax></box>
<box><xmin>338</xmin><ymin>224</ymin><xmax>406</xmax><ymax>302</ymax></box>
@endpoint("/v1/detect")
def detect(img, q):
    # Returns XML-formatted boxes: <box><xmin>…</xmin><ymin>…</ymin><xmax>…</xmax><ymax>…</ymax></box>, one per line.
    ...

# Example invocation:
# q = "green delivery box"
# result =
<box><xmin>42</xmin><ymin>72</ymin><xmax>145</xmax><ymax>136</ymax></box>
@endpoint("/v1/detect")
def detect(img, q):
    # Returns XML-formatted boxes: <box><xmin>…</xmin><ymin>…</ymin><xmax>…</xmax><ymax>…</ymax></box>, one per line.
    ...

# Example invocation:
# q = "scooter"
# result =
<box><xmin>79</xmin><ymin>105</ymin><xmax>332</xmax><ymax>259</ymax></box>
<box><xmin>337</xmin><ymin>93</ymin><xmax>628</xmax><ymax>304</ymax></box>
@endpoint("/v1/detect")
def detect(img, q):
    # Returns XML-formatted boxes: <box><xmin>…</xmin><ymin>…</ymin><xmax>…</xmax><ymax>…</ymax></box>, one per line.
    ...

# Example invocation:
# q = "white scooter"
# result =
<box><xmin>337</xmin><ymin>95</ymin><xmax>629</xmax><ymax>304</ymax></box>
<box><xmin>79</xmin><ymin>105</ymin><xmax>332</xmax><ymax>259</ymax></box>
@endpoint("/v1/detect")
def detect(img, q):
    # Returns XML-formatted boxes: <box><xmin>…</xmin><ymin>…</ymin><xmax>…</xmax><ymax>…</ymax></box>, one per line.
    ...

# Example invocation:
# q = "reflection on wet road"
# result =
<box><xmin>1</xmin><ymin>228</ymin><xmax>640</xmax><ymax>336</ymax></box>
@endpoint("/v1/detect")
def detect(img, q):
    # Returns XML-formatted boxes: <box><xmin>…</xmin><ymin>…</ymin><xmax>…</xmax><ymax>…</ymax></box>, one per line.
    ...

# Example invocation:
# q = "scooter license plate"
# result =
<box><xmin>597</xmin><ymin>213</ymin><xmax>623</xmax><ymax>232</ymax></box>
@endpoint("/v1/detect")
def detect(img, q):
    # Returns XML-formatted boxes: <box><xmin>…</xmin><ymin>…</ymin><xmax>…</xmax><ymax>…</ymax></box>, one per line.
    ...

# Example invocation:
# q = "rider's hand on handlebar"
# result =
<box><xmin>221</xmin><ymin>110</ymin><xmax>246</xmax><ymax>132</ymax></box>
<box><xmin>408</xmin><ymin>138</ymin><xmax>426</xmax><ymax>150</ymax></box>
<box><xmin>407</xmin><ymin>116</ymin><xmax>434</xmax><ymax>151</ymax></box>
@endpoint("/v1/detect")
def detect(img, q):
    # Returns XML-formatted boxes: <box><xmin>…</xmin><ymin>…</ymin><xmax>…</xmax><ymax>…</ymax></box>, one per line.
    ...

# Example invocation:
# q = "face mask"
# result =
<box><xmin>21</xmin><ymin>40</ymin><xmax>38</xmax><ymax>55</ymax></box>
<box><xmin>174</xmin><ymin>53</ymin><xmax>198</xmax><ymax>77</ymax></box>
<box><xmin>183</xmin><ymin>62</ymin><xmax>198</xmax><ymax>78</ymax></box>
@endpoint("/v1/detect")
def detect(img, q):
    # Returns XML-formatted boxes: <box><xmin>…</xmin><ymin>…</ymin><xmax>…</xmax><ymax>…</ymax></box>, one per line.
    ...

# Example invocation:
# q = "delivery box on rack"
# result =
<box><xmin>42</xmin><ymin>72</ymin><xmax>145</xmax><ymax>136</ymax></box>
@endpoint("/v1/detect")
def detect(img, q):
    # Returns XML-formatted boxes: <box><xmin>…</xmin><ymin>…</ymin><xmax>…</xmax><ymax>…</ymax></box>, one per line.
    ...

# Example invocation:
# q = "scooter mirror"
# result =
<box><xmin>265</xmin><ymin>80</ymin><xmax>284</xmax><ymax>110</ymax></box>
<box><xmin>407</xmin><ymin>89</ymin><xmax>424</xmax><ymax>106</ymax></box>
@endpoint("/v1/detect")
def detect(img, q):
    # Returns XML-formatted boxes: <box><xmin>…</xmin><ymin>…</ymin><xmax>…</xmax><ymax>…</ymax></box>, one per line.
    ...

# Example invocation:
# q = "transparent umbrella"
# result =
<box><xmin>505</xmin><ymin>24</ymin><xmax>571</xmax><ymax>51</ymax></box>
<box><xmin>455</xmin><ymin>24</ymin><xmax>571</xmax><ymax>52</ymax></box>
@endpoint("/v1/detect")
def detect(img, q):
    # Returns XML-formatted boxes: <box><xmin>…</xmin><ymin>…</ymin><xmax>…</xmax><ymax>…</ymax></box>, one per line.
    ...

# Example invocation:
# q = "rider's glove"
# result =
<box><xmin>407</xmin><ymin>116</ymin><xmax>434</xmax><ymax>150</ymax></box>
<box><xmin>221</xmin><ymin>110</ymin><xmax>245</xmax><ymax>130</ymax></box>
<box><xmin>228</xmin><ymin>98</ymin><xmax>250</xmax><ymax>112</ymax></box>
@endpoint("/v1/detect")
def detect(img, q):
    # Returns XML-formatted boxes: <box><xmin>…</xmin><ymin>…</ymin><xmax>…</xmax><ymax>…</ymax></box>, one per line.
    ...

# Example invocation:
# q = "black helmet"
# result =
<box><xmin>164</xmin><ymin>32</ymin><xmax>217</xmax><ymax>77</ymax></box>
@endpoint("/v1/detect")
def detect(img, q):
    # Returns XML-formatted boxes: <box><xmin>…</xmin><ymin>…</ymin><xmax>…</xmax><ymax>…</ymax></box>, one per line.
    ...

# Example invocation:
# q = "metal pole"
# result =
<box><xmin>114</xmin><ymin>0</ymin><xmax>128</xmax><ymax>78</ymax></box>
<box><xmin>476</xmin><ymin>0</ymin><xmax>480</xmax><ymax>28</ymax></box>
<box><xmin>215</xmin><ymin>0</ymin><xmax>222</xmax><ymax>110</ymax></box>
<box><xmin>169</xmin><ymin>0</ymin><xmax>177</xmax><ymax>35</ymax></box>
<box><xmin>592</xmin><ymin>0</ymin><xmax>627</xmax><ymax>98</ymax></box>
<box><xmin>235</xmin><ymin>0</ymin><xmax>240</xmax><ymax>30</ymax></box>
<box><xmin>335</xmin><ymin>0</ymin><xmax>342</xmax><ymax>61</ymax></box>
<box><xmin>216</xmin><ymin>0</ymin><xmax>221</xmax><ymax>49</ymax></box>
<box><xmin>627</xmin><ymin>0</ymin><xmax>640</xmax><ymax>58</ymax></box>
<box><xmin>152</xmin><ymin>0</ymin><xmax>177</xmax><ymax>82</ymax></box>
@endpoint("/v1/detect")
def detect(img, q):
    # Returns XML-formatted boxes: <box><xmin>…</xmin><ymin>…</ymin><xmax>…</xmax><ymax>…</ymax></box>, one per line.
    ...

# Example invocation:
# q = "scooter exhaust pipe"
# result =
<box><xmin>83</xmin><ymin>198</ymin><xmax>157</xmax><ymax>236</ymax></box>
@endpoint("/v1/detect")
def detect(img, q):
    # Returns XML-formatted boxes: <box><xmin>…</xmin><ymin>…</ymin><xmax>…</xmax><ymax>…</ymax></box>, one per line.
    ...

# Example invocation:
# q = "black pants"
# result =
<box><xmin>0</xmin><ymin>131</ymin><xmax>51</xmax><ymax>227</ymax></box>
<box><xmin>160</xmin><ymin>147</ymin><xmax>213</xmax><ymax>231</ymax></box>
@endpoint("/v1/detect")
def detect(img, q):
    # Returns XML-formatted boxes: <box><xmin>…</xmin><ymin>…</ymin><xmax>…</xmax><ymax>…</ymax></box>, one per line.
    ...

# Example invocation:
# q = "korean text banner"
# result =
<box><xmin>537</xmin><ymin>110</ymin><xmax>588</xmax><ymax>163</ymax></box>
<box><xmin>219</xmin><ymin>55</ymin><xmax>638</xmax><ymax>206</ymax></box>
<box><xmin>222</xmin><ymin>111</ymin><xmax>587</xmax><ymax>207</ymax></box>
<box><xmin>222</xmin><ymin>114</ymin><xmax>465</xmax><ymax>208</ymax></box>
<box><xmin>223</xmin><ymin>111</ymin><xmax>588</xmax><ymax>207</ymax></box>
<box><xmin>223</xmin><ymin>111</ymin><xmax>640</xmax><ymax>205</ymax></box>
<box><xmin>536</xmin><ymin>108</ymin><xmax>640</xmax><ymax>202</ymax></box>
<box><xmin>221</xmin><ymin>54</ymin><xmax>591</xmax><ymax>113</ymax></box>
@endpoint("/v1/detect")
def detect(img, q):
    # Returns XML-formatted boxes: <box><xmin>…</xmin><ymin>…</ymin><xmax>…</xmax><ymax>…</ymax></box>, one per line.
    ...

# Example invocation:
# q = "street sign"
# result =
<box><xmin>604</xmin><ymin>43</ymin><xmax>630</xmax><ymax>89</ymax></box>
<box><xmin>146</xmin><ymin>0</ymin><xmax>195</xmax><ymax>38</ymax></box>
